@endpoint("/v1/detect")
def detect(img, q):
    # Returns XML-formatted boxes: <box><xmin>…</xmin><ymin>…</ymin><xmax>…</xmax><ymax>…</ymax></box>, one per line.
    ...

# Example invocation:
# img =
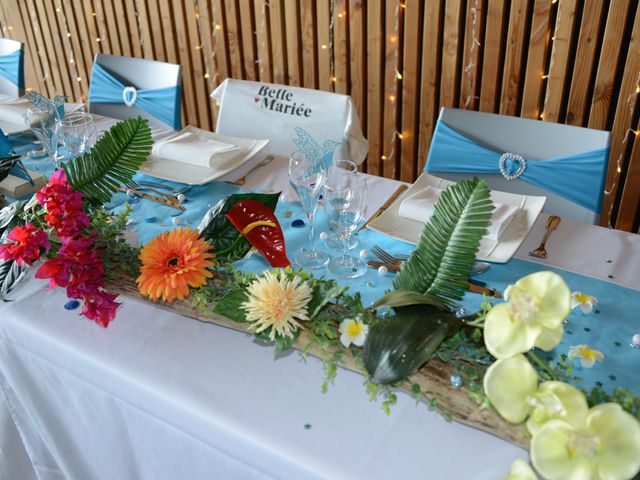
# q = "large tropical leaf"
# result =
<box><xmin>364</xmin><ymin>305</ymin><xmax>462</xmax><ymax>384</ymax></box>
<box><xmin>392</xmin><ymin>178</ymin><xmax>493</xmax><ymax>306</ymax></box>
<box><xmin>63</xmin><ymin>117</ymin><xmax>153</xmax><ymax>204</ymax></box>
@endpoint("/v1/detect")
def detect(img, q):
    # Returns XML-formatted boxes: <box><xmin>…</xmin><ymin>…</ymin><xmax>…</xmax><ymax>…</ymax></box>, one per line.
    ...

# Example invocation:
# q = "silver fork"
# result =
<box><xmin>371</xmin><ymin>246</ymin><xmax>402</xmax><ymax>266</ymax></box>
<box><xmin>126</xmin><ymin>181</ymin><xmax>193</xmax><ymax>200</ymax></box>
<box><xmin>372</xmin><ymin>245</ymin><xmax>492</xmax><ymax>276</ymax></box>
<box><xmin>135</xmin><ymin>180</ymin><xmax>194</xmax><ymax>196</ymax></box>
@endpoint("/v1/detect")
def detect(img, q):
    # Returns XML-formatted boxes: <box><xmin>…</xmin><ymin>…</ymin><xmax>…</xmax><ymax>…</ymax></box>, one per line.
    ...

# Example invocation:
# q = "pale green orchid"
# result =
<box><xmin>483</xmin><ymin>354</ymin><xmax>539</xmax><ymax>423</ymax></box>
<box><xmin>484</xmin><ymin>271</ymin><xmax>571</xmax><ymax>359</ymax></box>
<box><xmin>484</xmin><ymin>355</ymin><xmax>589</xmax><ymax>432</ymax></box>
<box><xmin>503</xmin><ymin>460</ymin><xmax>538</xmax><ymax>480</ymax></box>
<box><xmin>526</xmin><ymin>381</ymin><xmax>589</xmax><ymax>436</ymax></box>
<box><xmin>531</xmin><ymin>403</ymin><xmax>640</xmax><ymax>480</ymax></box>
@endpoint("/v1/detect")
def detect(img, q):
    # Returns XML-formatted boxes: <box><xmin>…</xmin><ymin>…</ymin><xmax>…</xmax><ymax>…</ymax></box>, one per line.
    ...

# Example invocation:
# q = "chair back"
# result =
<box><xmin>424</xmin><ymin>107</ymin><xmax>611</xmax><ymax>224</ymax></box>
<box><xmin>0</xmin><ymin>39</ymin><xmax>24</xmax><ymax>98</ymax></box>
<box><xmin>88</xmin><ymin>53</ymin><xmax>182</xmax><ymax>130</ymax></box>
<box><xmin>211</xmin><ymin>78</ymin><xmax>368</xmax><ymax>167</ymax></box>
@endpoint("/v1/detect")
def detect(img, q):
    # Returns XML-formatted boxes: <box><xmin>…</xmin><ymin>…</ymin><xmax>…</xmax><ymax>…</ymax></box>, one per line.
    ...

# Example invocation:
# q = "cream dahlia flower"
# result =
<box><xmin>242</xmin><ymin>270</ymin><xmax>313</xmax><ymax>340</ymax></box>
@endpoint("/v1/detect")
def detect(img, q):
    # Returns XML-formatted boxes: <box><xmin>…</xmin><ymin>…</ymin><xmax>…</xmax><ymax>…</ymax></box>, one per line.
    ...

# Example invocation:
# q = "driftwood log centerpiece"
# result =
<box><xmin>108</xmin><ymin>275</ymin><xmax>528</xmax><ymax>449</ymax></box>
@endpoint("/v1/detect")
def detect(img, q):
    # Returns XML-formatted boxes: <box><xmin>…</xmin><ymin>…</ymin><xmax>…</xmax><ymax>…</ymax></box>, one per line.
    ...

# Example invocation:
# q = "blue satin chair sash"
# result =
<box><xmin>0</xmin><ymin>50</ymin><xmax>24</xmax><ymax>89</ymax></box>
<box><xmin>424</xmin><ymin>120</ymin><xmax>609</xmax><ymax>213</ymax></box>
<box><xmin>88</xmin><ymin>62</ymin><xmax>181</xmax><ymax>129</ymax></box>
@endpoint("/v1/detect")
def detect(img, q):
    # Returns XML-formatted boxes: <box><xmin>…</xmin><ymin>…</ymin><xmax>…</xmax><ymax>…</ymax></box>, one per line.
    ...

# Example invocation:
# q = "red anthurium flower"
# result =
<box><xmin>226</xmin><ymin>199</ymin><xmax>290</xmax><ymax>268</ymax></box>
<box><xmin>0</xmin><ymin>224</ymin><xmax>50</xmax><ymax>266</ymax></box>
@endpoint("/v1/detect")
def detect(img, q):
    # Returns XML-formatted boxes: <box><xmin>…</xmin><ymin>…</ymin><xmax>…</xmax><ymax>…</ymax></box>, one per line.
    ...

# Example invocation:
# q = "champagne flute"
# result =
<box><xmin>324</xmin><ymin>159</ymin><xmax>361</xmax><ymax>251</ymax></box>
<box><xmin>325</xmin><ymin>172</ymin><xmax>368</xmax><ymax>278</ymax></box>
<box><xmin>289</xmin><ymin>150</ymin><xmax>330</xmax><ymax>269</ymax></box>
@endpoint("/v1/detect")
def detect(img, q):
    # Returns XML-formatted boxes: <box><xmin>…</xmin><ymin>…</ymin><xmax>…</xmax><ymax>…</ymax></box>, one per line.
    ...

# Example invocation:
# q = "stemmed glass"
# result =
<box><xmin>289</xmin><ymin>150</ymin><xmax>330</xmax><ymax>269</ymax></box>
<box><xmin>27</xmin><ymin>107</ymin><xmax>61</xmax><ymax>169</ymax></box>
<box><xmin>325</xmin><ymin>171</ymin><xmax>368</xmax><ymax>278</ymax></box>
<box><xmin>324</xmin><ymin>159</ymin><xmax>361</xmax><ymax>251</ymax></box>
<box><xmin>58</xmin><ymin>111</ymin><xmax>97</xmax><ymax>159</ymax></box>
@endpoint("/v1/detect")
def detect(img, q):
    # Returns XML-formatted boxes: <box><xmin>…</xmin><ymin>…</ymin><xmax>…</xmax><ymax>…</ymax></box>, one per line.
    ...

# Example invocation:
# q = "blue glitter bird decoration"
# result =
<box><xmin>293</xmin><ymin>127</ymin><xmax>342</xmax><ymax>170</ymax></box>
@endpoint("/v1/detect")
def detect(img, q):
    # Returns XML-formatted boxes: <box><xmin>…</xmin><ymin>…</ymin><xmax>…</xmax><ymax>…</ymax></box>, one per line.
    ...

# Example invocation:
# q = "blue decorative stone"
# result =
<box><xmin>144</xmin><ymin>216</ymin><xmax>157</xmax><ymax>223</ymax></box>
<box><xmin>291</xmin><ymin>219</ymin><xmax>305</xmax><ymax>228</ymax></box>
<box><xmin>64</xmin><ymin>300</ymin><xmax>80</xmax><ymax>310</ymax></box>
<box><xmin>450</xmin><ymin>373</ymin><xmax>464</xmax><ymax>389</ymax></box>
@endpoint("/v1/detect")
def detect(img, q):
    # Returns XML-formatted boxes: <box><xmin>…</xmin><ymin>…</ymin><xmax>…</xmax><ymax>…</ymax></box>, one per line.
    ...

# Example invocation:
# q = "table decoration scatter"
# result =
<box><xmin>0</xmin><ymin>116</ymin><xmax>638</xmax><ymax>479</ymax></box>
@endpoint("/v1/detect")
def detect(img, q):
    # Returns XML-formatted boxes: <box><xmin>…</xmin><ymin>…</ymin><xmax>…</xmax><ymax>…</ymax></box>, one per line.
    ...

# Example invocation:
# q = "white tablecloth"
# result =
<box><xmin>2</xmin><ymin>125</ymin><xmax>639</xmax><ymax>480</ymax></box>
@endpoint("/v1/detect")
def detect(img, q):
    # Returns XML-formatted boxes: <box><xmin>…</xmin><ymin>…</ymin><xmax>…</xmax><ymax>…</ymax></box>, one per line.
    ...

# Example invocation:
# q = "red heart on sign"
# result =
<box><xmin>254</xmin><ymin>97</ymin><xmax>260</xmax><ymax>103</ymax></box>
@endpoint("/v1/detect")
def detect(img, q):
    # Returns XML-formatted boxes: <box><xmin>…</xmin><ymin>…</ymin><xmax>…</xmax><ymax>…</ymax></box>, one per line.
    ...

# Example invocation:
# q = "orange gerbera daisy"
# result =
<box><xmin>137</xmin><ymin>227</ymin><xmax>215</xmax><ymax>303</ymax></box>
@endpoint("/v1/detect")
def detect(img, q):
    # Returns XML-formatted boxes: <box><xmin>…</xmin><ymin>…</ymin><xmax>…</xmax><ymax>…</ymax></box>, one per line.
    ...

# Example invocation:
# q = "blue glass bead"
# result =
<box><xmin>64</xmin><ymin>300</ymin><xmax>80</xmax><ymax>310</ymax></box>
<box><xmin>291</xmin><ymin>219</ymin><xmax>305</xmax><ymax>228</ymax></box>
<box><xmin>450</xmin><ymin>374</ymin><xmax>464</xmax><ymax>389</ymax></box>
<box><xmin>455</xmin><ymin>307</ymin><xmax>466</xmax><ymax>318</ymax></box>
<box><xmin>144</xmin><ymin>216</ymin><xmax>157</xmax><ymax>223</ymax></box>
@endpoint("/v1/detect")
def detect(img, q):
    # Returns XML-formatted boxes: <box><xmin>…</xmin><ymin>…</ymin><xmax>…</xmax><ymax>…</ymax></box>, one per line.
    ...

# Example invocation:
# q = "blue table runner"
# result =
<box><xmin>8</xmin><ymin>135</ymin><xmax>640</xmax><ymax>398</ymax></box>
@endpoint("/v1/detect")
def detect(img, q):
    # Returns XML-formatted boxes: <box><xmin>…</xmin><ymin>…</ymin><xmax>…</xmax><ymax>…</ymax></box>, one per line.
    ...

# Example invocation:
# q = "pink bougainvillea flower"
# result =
<box><xmin>0</xmin><ymin>224</ymin><xmax>50</xmax><ymax>266</ymax></box>
<box><xmin>81</xmin><ymin>290</ymin><xmax>120</xmax><ymax>328</ymax></box>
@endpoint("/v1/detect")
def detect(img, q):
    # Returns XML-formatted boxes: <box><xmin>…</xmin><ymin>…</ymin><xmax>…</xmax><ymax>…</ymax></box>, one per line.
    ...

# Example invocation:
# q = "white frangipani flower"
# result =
<box><xmin>339</xmin><ymin>317</ymin><xmax>368</xmax><ymax>348</ymax></box>
<box><xmin>570</xmin><ymin>292</ymin><xmax>598</xmax><ymax>314</ymax></box>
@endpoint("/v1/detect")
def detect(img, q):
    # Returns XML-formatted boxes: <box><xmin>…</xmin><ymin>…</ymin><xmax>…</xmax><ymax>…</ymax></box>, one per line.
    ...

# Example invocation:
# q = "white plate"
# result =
<box><xmin>0</xmin><ymin>97</ymin><xmax>85</xmax><ymax>135</ymax></box>
<box><xmin>367</xmin><ymin>173</ymin><xmax>546</xmax><ymax>263</ymax></box>
<box><xmin>139</xmin><ymin>126</ymin><xmax>269</xmax><ymax>185</ymax></box>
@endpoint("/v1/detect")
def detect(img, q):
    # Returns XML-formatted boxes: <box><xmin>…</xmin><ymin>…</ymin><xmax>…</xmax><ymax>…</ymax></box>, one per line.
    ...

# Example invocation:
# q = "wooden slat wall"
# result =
<box><xmin>1</xmin><ymin>0</ymin><xmax>639</xmax><ymax>232</ymax></box>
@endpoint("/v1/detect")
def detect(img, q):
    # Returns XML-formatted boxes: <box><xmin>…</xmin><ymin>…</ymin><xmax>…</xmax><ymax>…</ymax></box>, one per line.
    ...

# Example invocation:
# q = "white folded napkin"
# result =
<box><xmin>152</xmin><ymin>130</ymin><xmax>245</xmax><ymax>168</ymax></box>
<box><xmin>0</xmin><ymin>97</ymin><xmax>45</xmax><ymax>127</ymax></box>
<box><xmin>398</xmin><ymin>185</ymin><xmax>519</xmax><ymax>241</ymax></box>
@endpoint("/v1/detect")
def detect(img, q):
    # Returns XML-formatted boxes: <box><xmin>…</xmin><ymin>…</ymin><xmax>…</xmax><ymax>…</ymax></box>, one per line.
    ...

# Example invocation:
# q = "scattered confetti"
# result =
<box><xmin>608</xmin><ymin>274</ymin><xmax>614</xmax><ymax>279</ymax></box>
<box><xmin>609</xmin><ymin>374</ymin><xmax>617</xmax><ymax>381</ymax></box>
<box><xmin>284</xmin><ymin>210</ymin><xmax>293</xmax><ymax>218</ymax></box>
<box><xmin>614</xmin><ymin>341</ymin><xmax>622</xmax><ymax>347</ymax></box>
<box><xmin>304</xmin><ymin>423</ymin><xmax>312</xmax><ymax>430</ymax></box>
<box><xmin>64</xmin><ymin>300</ymin><xmax>80</xmax><ymax>310</ymax></box>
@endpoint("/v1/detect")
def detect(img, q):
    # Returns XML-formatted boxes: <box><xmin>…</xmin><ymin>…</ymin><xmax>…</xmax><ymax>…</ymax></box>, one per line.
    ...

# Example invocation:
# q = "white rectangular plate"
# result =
<box><xmin>139</xmin><ymin>126</ymin><xmax>269</xmax><ymax>185</ymax></box>
<box><xmin>367</xmin><ymin>173</ymin><xmax>546</xmax><ymax>263</ymax></box>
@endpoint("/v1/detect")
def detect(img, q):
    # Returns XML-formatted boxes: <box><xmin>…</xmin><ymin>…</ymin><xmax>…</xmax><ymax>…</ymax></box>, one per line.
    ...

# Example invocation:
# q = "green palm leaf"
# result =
<box><xmin>63</xmin><ymin>117</ymin><xmax>153</xmax><ymax>204</ymax></box>
<box><xmin>392</xmin><ymin>178</ymin><xmax>493</xmax><ymax>306</ymax></box>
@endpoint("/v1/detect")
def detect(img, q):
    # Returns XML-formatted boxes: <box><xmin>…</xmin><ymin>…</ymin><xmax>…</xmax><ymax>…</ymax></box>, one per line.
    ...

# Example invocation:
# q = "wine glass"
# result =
<box><xmin>58</xmin><ymin>111</ymin><xmax>97</xmax><ymax>159</ymax></box>
<box><xmin>27</xmin><ymin>107</ymin><xmax>61</xmax><ymax>169</ymax></box>
<box><xmin>289</xmin><ymin>150</ymin><xmax>330</xmax><ymax>269</ymax></box>
<box><xmin>325</xmin><ymin>171</ymin><xmax>368</xmax><ymax>278</ymax></box>
<box><xmin>324</xmin><ymin>159</ymin><xmax>361</xmax><ymax>251</ymax></box>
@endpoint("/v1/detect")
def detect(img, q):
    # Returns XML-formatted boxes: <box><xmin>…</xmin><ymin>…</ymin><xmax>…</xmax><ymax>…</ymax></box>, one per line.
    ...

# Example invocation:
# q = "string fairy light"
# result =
<box><xmin>328</xmin><ymin>0</ymin><xmax>336</xmax><ymax>92</ymax></box>
<box><xmin>54</xmin><ymin>0</ymin><xmax>82</xmax><ymax>89</ymax></box>
<box><xmin>133</xmin><ymin>0</ymin><xmax>146</xmax><ymax>57</ymax></box>
<box><xmin>463</xmin><ymin>0</ymin><xmax>481</xmax><ymax>108</ymax></box>
<box><xmin>380</xmin><ymin>2</ymin><xmax>402</xmax><ymax>164</ymax></box>
<box><xmin>540</xmin><ymin>0</ymin><xmax>560</xmax><ymax>120</ymax></box>
<box><xmin>603</xmin><ymin>70</ymin><xmax>640</xmax><ymax>228</ymax></box>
